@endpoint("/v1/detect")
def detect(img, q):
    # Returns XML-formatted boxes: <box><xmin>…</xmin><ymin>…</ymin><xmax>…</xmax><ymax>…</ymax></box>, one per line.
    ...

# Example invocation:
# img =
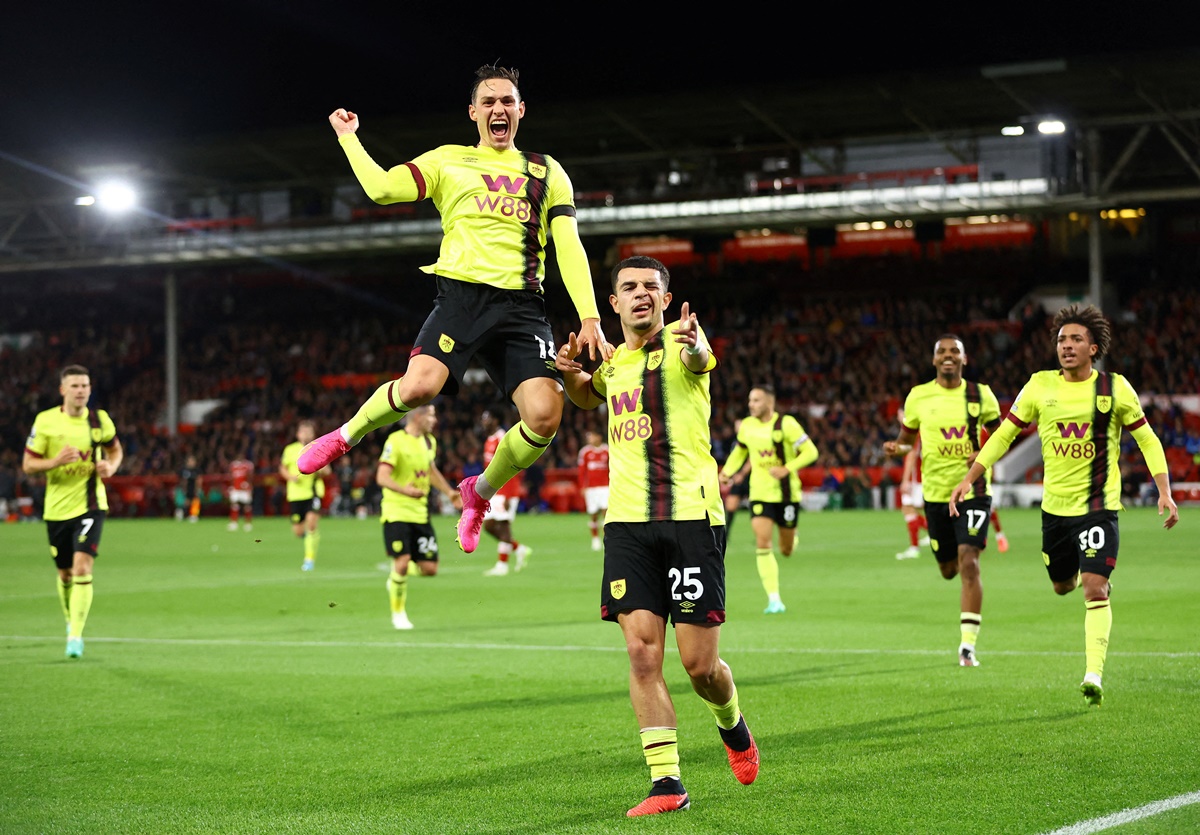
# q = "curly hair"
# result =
<box><xmin>1052</xmin><ymin>303</ymin><xmax>1112</xmax><ymax>361</ymax></box>
<box><xmin>470</xmin><ymin>64</ymin><xmax>520</xmax><ymax>103</ymax></box>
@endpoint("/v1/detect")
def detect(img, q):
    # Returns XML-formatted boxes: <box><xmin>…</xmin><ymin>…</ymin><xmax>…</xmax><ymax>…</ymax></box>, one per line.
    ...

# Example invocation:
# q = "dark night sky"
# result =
<box><xmin>4</xmin><ymin>3</ymin><xmax>1195</xmax><ymax>155</ymax></box>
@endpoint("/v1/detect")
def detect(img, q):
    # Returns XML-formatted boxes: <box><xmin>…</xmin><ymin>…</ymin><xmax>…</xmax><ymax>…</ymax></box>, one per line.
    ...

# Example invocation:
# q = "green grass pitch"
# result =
<box><xmin>2</xmin><ymin>507</ymin><xmax>1197</xmax><ymax>834</ymax></box>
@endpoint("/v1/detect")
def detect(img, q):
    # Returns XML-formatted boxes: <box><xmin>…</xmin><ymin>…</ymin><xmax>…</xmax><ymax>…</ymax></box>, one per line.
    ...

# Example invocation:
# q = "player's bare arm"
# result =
<box><xmin>577</xmin><ymin>318</ymin><xmax>615</xmax><ymax>363</ymax></box>
<box><xmin>1151</xmin><ymin>472</ymin><xmax>1180</xmax><ymax>528</ymax></box>
<box><xmin>94</xmin><ymin>438</ymin><xmax>122</xmax><ymax>478</ymax></box>
<box><xmin>883</xmin><ymin>427</ymin><xmax>917</xmax><ymax>457</ymax></box>
<box><xmin>22</xmin><ymin>445</ymin><xmax>82</xmax><ymax>474</ymax></box>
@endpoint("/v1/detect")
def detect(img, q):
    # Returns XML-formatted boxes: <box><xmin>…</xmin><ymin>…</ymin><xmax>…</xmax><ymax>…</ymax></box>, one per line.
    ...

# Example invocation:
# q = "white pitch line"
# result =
<box><xmin>1037</xmin><ymin>790</ymin><xmax>1200</xmax><ymax>834</ymax></box>
<box><xmin>0</xmin><ymin>634</ymin><xmax>1197</xmax><ymax>658</ymax></box>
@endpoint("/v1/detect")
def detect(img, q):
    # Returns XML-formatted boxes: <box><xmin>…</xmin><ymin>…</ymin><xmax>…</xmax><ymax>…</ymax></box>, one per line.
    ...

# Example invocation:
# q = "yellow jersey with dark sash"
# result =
<box><xmin>379</xmin><ymin>429</ymin><xmax>438</xmax><ymax>524</ymax></box>
<box><xmin>405</xmin><ymin>145</ymin><xmax>577</xmax><ymax>292</ymax></box>
<box><xmin>280</xmin><ymin>442</ymin><xmax>325</xmax><ymax>502</ymax></box>
<box><xmin>901</xmin><ymin>380</ymin><xmax>1002</xmax><ymax>502</ymax></box>
<box><xmin>981</xmin><ymin>370</ymin><xmax>1146</xmax><ymax>516</ymax></box>
<box><xmin>589</xmin><ymin>323</ymin><xmax>725</xmax><ymax>525</ymax></box>
<box><xmin>721</xmin><ymin>413</ymin><xmax>810</xmax><ymax>503</ymax></box>
<box><xmin>25</xmin><ymin>407</ymin><xmax>117</xmax><ymax>521</ymax></box>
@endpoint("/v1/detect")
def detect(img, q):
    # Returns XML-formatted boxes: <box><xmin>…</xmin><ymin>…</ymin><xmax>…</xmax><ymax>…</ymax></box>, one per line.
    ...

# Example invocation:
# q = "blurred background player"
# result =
<box><xmin>884</xmin><ymin>334</ymin><xmax>1002</xmax><ymax>667</ymax></box>
<box><xmin>578</xmin><ymin>428</ymin><xmax>609</xmax><ymax>551</ymax></box>
<box><xmin>895</xmin><ymin>440</ymin><xmax>929</xmax><ymax>559</ymax></box>
<box><xmin>376</xmin><ymin>405</ymin><xmax>460</xmax><ymax>629</ymax></box>
<box><xmin>22</xmin><ymin>364</ymin><xmax>123</xmax><ymax>659</ymax></box>
<box><xmin>279</xmin><ymin>421</ymin><xmax>328</xmax><ymax>571</ymax></box>
<box><xmin>227</xmin><ymin>454</ymin><xmax>255</xmax><ymax>532</ymax></box>
<box><xmin>479</xmin><ymin>409</ymin><xmax>531</xmax><ymax>575</ymax></box>
<box><xmin>720</xmin><ymin>384</ymin><xmax>819</xmax><ymax>615</ymax></box>
<box><xmin>176</xmin><ymin>454</ymin><xmax>200</xmax><ymax>522</ymax></box>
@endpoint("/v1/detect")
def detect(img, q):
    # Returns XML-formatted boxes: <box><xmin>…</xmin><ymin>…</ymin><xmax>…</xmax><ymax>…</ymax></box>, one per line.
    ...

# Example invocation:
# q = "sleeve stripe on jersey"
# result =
<box><xmin>404</xmin><ymin>163</ymin><xmax>427</xmax><ymax>201</ymax></box>
<box><xmin>902</xmin><ymin>423</ymin><xmax>918</xmax><ymax>434</ymax></box>
<box><xmin>548</xmin><ymin>205</ymin><xmax>576</xmax><ymax>220</ymax></box>
<box><xmin>1004</xmin><ymin>412</ymin><xmax>1030</xmax><ymax>429</ymax></box>
<box><xmin>1126</xmin><ymin>416</ymin><xmax>1147</xmax><ymax>431</ymax></box>
<box><xmin>25</xmin><ymin>448</ymin><xmax>43</xmax><ymax>458</ymax></box>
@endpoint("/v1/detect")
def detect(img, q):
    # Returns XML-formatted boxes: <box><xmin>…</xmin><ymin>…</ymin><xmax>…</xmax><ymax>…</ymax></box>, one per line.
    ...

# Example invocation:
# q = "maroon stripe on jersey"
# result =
<box><xmin>1004</xmin><ymin>412</ymin><xmax>1030</xmax><ymax>429</ymax></box>
<box><xmin>24</xmin><ymin>448</ymin><xmax>44</xmax><ymax>458</ymax></box>
<box><xmin>387</xmin><ymin>381</ymin><xmax>400</xmax><ymax>413</ymax></box>
<box><xmin>86</xmin><ymin>410</ymin><xmax>102</xmax><ymax>512</ymax></box>
<box><xmin>966</xmin><ymin>382</ymin><xmax>987</xmax><ymax>498</ymax></box>
<box><xmin>1126</xmin><ymin>416</ymin><xmax>1147</xmax><ymax>431</ymax></box>
<box><xmin>902</xmin><ymin>423</ymin><xmax>918</xmax><ymax>434</ymax></box>
<box><xmin>640</xmin><ymin>333</ymin><xmax>674</xmax><ymax>520</ymax></box>
<box><xmin>520</xmin><ymin>152</ymin><xmax>550</xmax><ymax>291</ymax></box>
<box><xmin>403</xmin><ymin>163</ymin><xmax>427</xmax><ymax>201</ymax></box>
<box><xmin>518</xmin><ymin>425</ymin><xmax>550</xmax><ymax>448</ymax></box>
<box><xmin>1088</xmin><ymin>372</ymin><xmax>1114</xmax><ymax>512</ymax></box>
<box><xmin>772</xmin><ymin>414</ymin><xmax>792</xmax><ymax>503</ymax></box>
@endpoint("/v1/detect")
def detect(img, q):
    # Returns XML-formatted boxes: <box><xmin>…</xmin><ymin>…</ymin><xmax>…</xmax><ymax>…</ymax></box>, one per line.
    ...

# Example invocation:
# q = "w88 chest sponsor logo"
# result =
<box><xmin>474</xmin><ymin>174</ymin><xmax>531</xmax><ymax>220</ymax></box>
<box><xmin>1050</xmin><ymin>421</ymin><xmax>1095</xmax><ymax>459</ymax></box>
<box><xmin>609</xmin><ymin>387</ymin><xmax>655</xmax><ymax>444</ymax></box>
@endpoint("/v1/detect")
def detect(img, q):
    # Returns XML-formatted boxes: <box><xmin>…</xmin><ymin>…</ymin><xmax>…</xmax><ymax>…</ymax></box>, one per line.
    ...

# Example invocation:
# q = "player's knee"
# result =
<box><xmin>626</xmin><ymin>642</ymin><xmax>663</xmax><ymax>677</ymax></box>
<box><xmin>939</xmin><ymin>563</ymin><xmax>958</xmax><ymax>580</ymax></box>
<box><xmin>1052</xmin><ymin>580</ymin><xmax>1077</xmax><ymax>595</ymax></box>
<box><xmin>682</xmin><ymin>656</ymin><xmax>722</xmax><ymax>688</ymax></box>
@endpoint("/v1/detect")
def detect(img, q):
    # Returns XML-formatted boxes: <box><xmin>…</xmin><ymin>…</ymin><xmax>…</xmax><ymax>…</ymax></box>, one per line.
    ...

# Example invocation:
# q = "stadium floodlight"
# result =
<box><xmin>75</xmin><ymin>195</ymin><xmax>96</xmax><ymax>206</ymax></box>
<box><xmin>1001</xmin><ymin>125</ymin><xmax>1025</xmax><ymax>136</ymax></box>
<box><xmin>95</xmin><ymin>181</ymin><xmax>137</xmax><ymax>212</ymax></box>
<box><xmin>1037</xmin><ymin>120</ymin><xmax>1066</xmax><ymax>135</ymax></box>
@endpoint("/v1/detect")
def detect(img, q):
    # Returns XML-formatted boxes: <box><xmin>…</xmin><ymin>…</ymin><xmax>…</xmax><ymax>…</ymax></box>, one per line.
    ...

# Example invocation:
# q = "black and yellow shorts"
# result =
<box><xmin>1041</xmin><ymin>509</ymin><xmax>1119</xmax><ymax>582</ymax></box>
<box><xmin>749</xmin><ymin>500</ymin><xmax>799</xmax><ymax>529</ymax></box>
<box><xmin>46</xmin><ymin>509</ymin><xmax>106</xmax><ymax>569</ymax></box>
<box><xmin>289</xmin><ymin>497</ymin><xmax>322</xmax><ymax>523</ymax></box>
<box><xmin>926</xmin><ymin>497</ymin><xmax>992</xmax><ymax>563</ymax></box>
<box><xmin>412</xmin><ymin>276</ymin><xmax>561</xmax><ymax>398</ymax></box>
<box><xmin>601</xmin><ymin>520</ymin><xmax>726</xmax><ymax>625</ymax></box>
<box><xmin>383</xmin><ymin>520</ymin><xmax>439</xmax><ymax>561</ymax></box>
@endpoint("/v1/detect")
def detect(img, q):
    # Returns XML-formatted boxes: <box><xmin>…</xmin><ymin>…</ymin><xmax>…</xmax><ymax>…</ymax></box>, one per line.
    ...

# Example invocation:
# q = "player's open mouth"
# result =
<box><xmin>490</xmin><ymin>121</ymin><xmax>508</xmax><ymax>137</ymax></box>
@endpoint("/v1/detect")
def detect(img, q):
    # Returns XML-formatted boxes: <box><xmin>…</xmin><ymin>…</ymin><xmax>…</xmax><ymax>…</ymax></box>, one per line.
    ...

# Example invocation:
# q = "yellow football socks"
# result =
<box><xmin>755</xmin><ymin>548</ymin><xmax>780</xmax><ymax>597</ymax></box>
<box><xmin>68</xmin><ymin>574</ymin><xmax>93</xmax><ymax>639</ymax></box>
<box><xmin>304</xmin><ymin>530</ymin><xmax>319</xmax><ymax>562</ymax></box>
<box><xmin>701</xmin><ymin>685</ymin><xmax>741</xmax><ymax>731</ymax></box>
<box><xmin>478</xmin><ymin>421</ymin><xmax>553</xmax><ymax>500</ymax></box>
<box><xmin>639</xmin><ymin>727</ymin><xmax>681</xmax><ymax>780</ymax></box>
<box><xmin>56</xmin><ymin>575</ymin><xmax>72</xmax><ymax>623</ymax></box>
<box><xmin>345</xmin><ymin>380</ymin><xmax>409</xmax><ymax>442</ymax></box>
<box><xmin>960</xmin><ymin>612</ymin><xmax>982</xmax><ymax>648</ymax></box>
<box><xmin>387</xmin><ymin>570</ymin><xmax>408</xmax><ymax>614</ymax></box>
<box><xmin>1084</xmin><ymin>599</ymin><xmax>1112</xmax><ymax>678</ymax></box>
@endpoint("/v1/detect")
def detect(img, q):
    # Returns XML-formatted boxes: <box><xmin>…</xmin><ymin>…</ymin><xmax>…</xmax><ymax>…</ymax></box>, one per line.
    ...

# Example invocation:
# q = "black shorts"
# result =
<box><xmin>46</xmin><ymin>510</ymin><xmax>106</xmax><ymax>569</ymax></box>
<box><xmin>729</xmin><ymin>478</ymin><xmax>749</xmax><ymax>499</ymax></box>
<box><xmin>383</xmin><ymin>520</ymin><xmax>440</xmax><ymax>561</ymax></box>
<box><xmin>926</xmin><ymin>497</ymin><xmax>991</xmax><ymax>563</ymax></box>
<box><xmin>1041</xmin><ymin>509</ymin><xmax>1120</xmax><ymax>582</ymax></box>
<box><xmin>289</xmin><ymin>497</ymin><xmax>322</xmax><ymax>523</ymax></box>
<box><xmin>412</xmin><ymin>276</ymin><xmax>562</xmax><ymax>398</ymax></box>
<box><xmin>601</xmin><ymin>520</ymin><xmax>726</xmax><ymax>625</ymax></box>
<box><xmin>749</xmin><ymin>500</ymin><xmax>799</xmax><ymax>529</ymax></box>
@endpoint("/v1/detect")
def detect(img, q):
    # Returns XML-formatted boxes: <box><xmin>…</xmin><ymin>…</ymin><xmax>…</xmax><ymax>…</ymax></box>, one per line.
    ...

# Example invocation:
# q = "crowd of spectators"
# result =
<box><xmin>3</xmin><ymin>251</ymin><xmax>1198</xmax><ymax>519</ymax></box>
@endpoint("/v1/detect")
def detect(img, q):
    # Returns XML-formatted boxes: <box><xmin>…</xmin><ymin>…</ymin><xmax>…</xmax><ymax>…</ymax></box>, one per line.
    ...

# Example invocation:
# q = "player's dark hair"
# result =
<box><xmin>471</xmin><ymin>64</ymin><xmax>520</xmax><ymax>103</ymax></box>
<box><xmin>60</xmin><ymin>364</ymin><xmax>89</xmax><ymax>380</ymax></box>
<box><xmin>1052</xmin><ymin>303</ymin><xmax>1111</xmax><ymax>361</ymax></box>
<box><xmin>934</xmin><ymin>333</ymin><xmax>963</xmax><ymax>350</ymax></box>
<box><xmin>751</xmin><ymin>383</ymin><xmax>776</xmax><ymax>398</ymax></box>
<box><xmin>610</xmin><ymin>255</ymin><xmax>671</xmax><ymax>292</ymax></box>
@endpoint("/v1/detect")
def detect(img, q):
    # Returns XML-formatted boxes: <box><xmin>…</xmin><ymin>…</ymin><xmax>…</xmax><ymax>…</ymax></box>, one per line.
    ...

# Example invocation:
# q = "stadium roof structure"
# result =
<box><xmin>2</xmin><ymin>47</ymin><xmax>1200</xmax><ymax>274</ymax></box>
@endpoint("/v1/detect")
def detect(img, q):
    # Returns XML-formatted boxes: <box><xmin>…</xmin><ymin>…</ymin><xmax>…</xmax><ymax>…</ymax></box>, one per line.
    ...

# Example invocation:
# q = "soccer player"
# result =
<box><xmin>300</xmin><ymin>64</ymin><xmax>613</xmax><ymax>557</ymax></box>
<box><xmin>279</xmin><ymin>421</ymin><xmax>327</xmax><ymax>571</ymax></box>
<box><xmin>556</xmin><ymin>255</ymin><xmax>758</xmax><ymax>818</ymax></box>
<box><xmin>376</xmin><ymin>405</ymin><xmax>460</xmax><ymax>629</ymax></box>
<box><xmin>884</xmin><ymin>335</ymin><xmax>1002</xmax><ymax>667</ymax></box>
<box><xmin>479</xmin><ymin>409</ymin><xmax>532</xmax><ymax>576</ymax></box>
<box><xmin>578</xmin><ymin>428</ymin><xmax>609</xmax><ymax>551</ymax></box>
<box><xmin>227</xmin><ymin>454</ymin><xmax>255</xmax><ymax>531</ymax></box>
<box><xmin>950</xmin><ymin>304</ymin><xmax>1179</xmax><ymax>705</ymax></box>
<box><xmin>22</xmin><ymin>364</ymin><xmax>123</xmax><ymax>659</ymax></box>
<box><xmin>719</xmin><ymin>384</ymin><xmax>820</xmax><ymax>615</ymax></box>
<box><xmin>176</xmin><ymin>454</ymin><xmax>201</xmax><ymax>522</ymax></box>
<box><xmin>895</xmin><ymin>442</ymin><xmax>930</xmax><ymax>559</ymax></box>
